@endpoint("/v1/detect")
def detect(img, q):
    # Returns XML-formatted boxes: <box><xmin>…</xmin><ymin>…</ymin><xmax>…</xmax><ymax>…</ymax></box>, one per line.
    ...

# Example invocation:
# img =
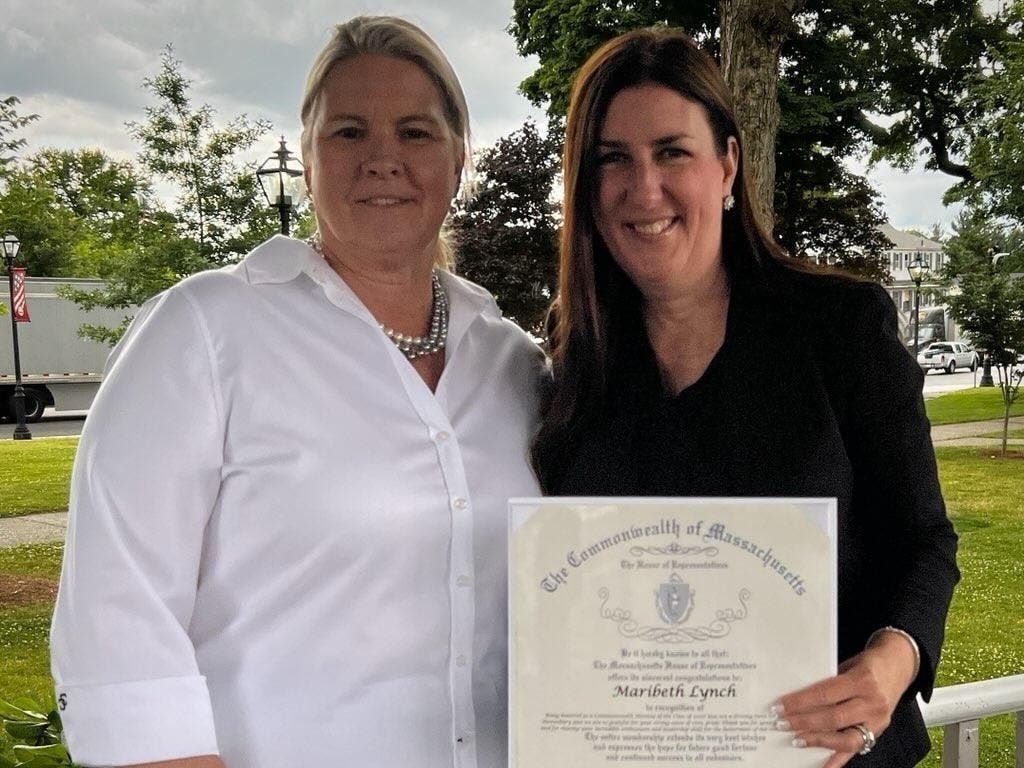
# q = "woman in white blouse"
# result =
<box><xmin>50</xmin><ymin>16</ymin><xmax>545</xmax><ymax>768</ymax></box>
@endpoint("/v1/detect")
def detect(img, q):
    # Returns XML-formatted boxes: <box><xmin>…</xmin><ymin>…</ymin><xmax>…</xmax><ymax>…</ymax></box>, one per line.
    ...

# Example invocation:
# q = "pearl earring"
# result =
<box><xmin>723</xmin><ymin>194</ymin><xmax>735</xmax><ymax>211</ymax></box>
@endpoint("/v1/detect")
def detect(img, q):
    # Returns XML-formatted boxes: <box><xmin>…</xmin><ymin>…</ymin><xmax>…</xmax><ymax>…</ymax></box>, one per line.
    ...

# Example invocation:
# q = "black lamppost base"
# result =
<box><xmin>979</xmin><ymin>359</ymin><xmax>994</xmax><ymax>387</ymax></box>
<box><xmin>12</xmin><ymin>427</ymin><xmax>32</xmax><ymax>440</ymax></box>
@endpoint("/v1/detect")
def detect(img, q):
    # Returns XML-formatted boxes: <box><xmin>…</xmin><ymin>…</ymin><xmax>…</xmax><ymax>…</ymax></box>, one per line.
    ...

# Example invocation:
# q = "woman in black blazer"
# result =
<box><xmin>534</xmin><ymin>27</ymin><xmax>959</xmax><ymax>767</ymax></box>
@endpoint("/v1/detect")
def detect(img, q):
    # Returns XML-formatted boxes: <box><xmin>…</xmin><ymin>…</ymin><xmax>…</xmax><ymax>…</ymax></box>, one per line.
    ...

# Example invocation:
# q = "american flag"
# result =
<box><xmin>11</xmin><ymin>267</ymin><xmax>30</xmax><ymax>323</ymax></box>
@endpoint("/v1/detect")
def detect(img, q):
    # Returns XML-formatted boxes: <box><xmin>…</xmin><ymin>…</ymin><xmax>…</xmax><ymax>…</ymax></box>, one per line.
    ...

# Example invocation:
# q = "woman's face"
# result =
<box><xmin>304</xmin><ymin>54</ymin><xmax>461</xmax><ymax>270</ymax></box>
<box><xmin>594</xmin><ymin>84</ymin><xmax>738</xmax><ymax>300</ymax></box>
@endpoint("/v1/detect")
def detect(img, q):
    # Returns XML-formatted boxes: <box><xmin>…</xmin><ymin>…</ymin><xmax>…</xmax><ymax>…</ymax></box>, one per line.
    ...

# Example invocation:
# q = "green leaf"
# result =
<box><xmin>3</xmin><ymin>721</ymin><xmax>47</xmax><ymax>742</ymax></box>
<box><xmin>0</xmin><ymin>700</ymin><xmax>47</xmax><ymax>722</ymax></box>
<box><xmin>11</xmin><ymin>742</ymin><xmax>72</xmax><ymax>766</ymax></box>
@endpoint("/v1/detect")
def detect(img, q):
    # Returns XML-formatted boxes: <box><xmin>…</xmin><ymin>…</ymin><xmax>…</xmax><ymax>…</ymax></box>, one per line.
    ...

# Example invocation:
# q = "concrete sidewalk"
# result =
<box><xmin>1</xmin><ymin>417</ymin><xmax>1021</xmax><ymax>550</ymax></box>
<box><xmin>0</xmin><ymin>511</ymin><xmax>68</xmax><ymax>549</ymax></box>
<box><xmin>930</xmin><ymin>416</ymin><xmax>1024</xmax><ymax>447</ymax></box>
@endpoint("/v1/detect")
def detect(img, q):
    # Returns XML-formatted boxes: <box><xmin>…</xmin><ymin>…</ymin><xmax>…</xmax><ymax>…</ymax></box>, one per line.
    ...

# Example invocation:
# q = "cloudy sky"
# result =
<box><xmin>3</xmin><ymin>0</ymin><xmax>961</xmax><ymax>233</ymax></box>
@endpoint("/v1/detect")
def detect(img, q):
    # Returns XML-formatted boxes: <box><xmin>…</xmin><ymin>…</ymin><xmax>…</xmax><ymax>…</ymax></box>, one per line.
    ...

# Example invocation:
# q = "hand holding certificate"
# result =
<box><xmin>509</xmin><ymin>498</ymin><xmax>837</xmax><ymax>767</ymax></box>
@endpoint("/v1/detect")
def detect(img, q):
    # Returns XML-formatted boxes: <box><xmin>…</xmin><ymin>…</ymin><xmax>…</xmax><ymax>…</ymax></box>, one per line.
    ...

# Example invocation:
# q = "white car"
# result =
<box><xmin>917</xmin><ymin>342</ymin><xmax>978</xmax><ymax>374</ymax></box>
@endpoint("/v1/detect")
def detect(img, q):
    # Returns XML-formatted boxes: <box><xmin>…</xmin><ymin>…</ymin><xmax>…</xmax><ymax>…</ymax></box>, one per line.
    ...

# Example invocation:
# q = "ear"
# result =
<box><xmin>304</xmin><ymin>164</ymin><xmax>313</xmax><ymax>194</ymax></box>
<box><xmin>721</xmin><ymin>136</ymin><xmax>739</xmax><ymax>198</ymax></box>
<box><xmin>453</xmin><ymin>167</ymin><xmax>462</xmax><ymax>200</ymax></box>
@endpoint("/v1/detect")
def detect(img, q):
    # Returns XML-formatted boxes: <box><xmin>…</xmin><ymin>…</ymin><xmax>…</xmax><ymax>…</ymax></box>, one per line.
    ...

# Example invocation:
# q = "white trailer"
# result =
<box><xmin>1</xmin><ymin>277</ymin><xmax>131</xmax><ymax>422</ymax></box>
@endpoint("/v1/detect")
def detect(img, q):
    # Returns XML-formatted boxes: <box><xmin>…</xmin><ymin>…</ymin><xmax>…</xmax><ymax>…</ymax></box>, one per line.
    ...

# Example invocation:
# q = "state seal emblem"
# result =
<box><xmin>655</xmin><ymin>572</ymin><xmax>694</xmax><ymax>625</ymax></box>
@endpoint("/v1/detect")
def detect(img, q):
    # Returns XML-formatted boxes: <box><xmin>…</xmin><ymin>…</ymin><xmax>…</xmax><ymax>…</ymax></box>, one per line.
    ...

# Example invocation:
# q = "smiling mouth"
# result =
<box><xmin>359</xmin><ymin>196</ymin><xmax>410</xmax><ymax>206</ymax></box>
<box><xmin>626</xmin><ymin>217</ymin><xmax>677</xmax><ymax>236</ymax></box>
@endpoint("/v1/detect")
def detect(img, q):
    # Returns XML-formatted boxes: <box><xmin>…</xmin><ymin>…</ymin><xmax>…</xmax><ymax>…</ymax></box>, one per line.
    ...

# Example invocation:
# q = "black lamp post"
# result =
<box><xmin>978</xmin><ymin>250</ymin><xmax>1008</xmax><ymax>387</ymax></box>
<box><xmin>907</xmin><ymin>256</ymin><xmax>927</xmax><ymax>362</ymax></box>
<box><xmin>256</xmin><ymin>137</ymin><xmax>304</xmax><ymax>236</ymax></box>
<box><xmin>2</xmin><ymin>232</ymin><xmax>32</xmax><ymax>440</ymax></box>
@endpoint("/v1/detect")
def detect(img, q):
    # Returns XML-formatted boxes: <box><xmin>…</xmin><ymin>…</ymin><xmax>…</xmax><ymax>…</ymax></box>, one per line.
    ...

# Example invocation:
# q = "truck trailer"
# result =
<box><xmin>1</xmin><ymin>277</ymin><xmax>131</xmax><ymax>422</ymax></box>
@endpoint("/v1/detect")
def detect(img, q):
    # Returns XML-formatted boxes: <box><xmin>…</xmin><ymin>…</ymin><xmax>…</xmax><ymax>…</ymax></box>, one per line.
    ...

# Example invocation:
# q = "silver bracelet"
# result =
<box><xmin>867</xmin><ymin>626</ymin><xmax>921</xmax><ymax>682</ymax></box>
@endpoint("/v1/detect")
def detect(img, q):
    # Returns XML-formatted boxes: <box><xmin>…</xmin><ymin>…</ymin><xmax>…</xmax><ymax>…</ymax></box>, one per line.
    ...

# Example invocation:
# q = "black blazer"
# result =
<box><xmin>551</xmin><ymin>262</ymin><xmax>960</xmax><ymax>767</ymax></box>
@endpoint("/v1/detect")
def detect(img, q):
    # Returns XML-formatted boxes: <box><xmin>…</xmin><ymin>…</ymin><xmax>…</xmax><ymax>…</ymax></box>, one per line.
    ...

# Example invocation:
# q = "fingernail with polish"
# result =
<box><xmin>770</xmin><ymin>703</ymin><xmax>785</xmax><ymax>716</ymax></box>
<box><xmin>775</xmin><ymin>719</ymin><xmax>792</xmax><ymax>731</ymax></box>
<box><xmin>792</xmin><ymin>737</ymin><xmax>807</xmax><ymax>748</ymax></box>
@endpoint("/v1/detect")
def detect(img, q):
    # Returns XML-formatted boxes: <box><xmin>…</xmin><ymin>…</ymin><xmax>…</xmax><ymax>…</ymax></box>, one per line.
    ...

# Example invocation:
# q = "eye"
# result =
<box><xmin>658</xmin><ymin>145</ymin><xmax>689</xmax><ymax>160</ymax></box>
<box><xmin>596</xmin><ymin>150</ymin><xmax>627</xmax><ymax>166</ymax></box>
<box><xmin>401</xmin><ymin>125</ymin><xmax>435</xmax><ymax>141</ymax></box>
<box><xmin>333</xmin><ymin>125</ymin><xmax>364</xmax><ymax>139</ymax></box>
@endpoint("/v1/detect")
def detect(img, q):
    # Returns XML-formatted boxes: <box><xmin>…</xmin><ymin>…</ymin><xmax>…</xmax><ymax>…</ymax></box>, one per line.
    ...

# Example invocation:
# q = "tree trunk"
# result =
<box><xmin>719</xmin><ymin>0</ymin><xmax>805</xmax><ymax>233</ymax></box>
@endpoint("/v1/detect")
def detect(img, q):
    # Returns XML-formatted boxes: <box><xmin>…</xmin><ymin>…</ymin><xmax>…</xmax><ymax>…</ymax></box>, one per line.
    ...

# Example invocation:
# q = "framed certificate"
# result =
<box><xmin>509</xmin><ymin>497</ymin><xmax>837</xmax><ymax>767</ymax></box>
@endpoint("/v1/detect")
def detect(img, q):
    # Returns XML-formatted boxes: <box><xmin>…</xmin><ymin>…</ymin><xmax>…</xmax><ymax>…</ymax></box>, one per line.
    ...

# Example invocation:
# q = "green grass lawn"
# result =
<box><xmin>925</xmin><ymin>387</ymin><xmax>1024</xmax><ymax>425</ymax></box>
<box><xmin>917</xmin><ymin>447</ymin><xmax>1024</xmax><ymax>768</ymax></box>
<box><xmin>0</xmin><ymin>438</ymin><xmax>77</xmax><ymax>518</ymax></box>
<box><xmin>2</xmin><ymin>434</ymin><xmax>1024</xmax><ymax>765</ymax></box>
<box><xmin>0</xmin><ymin>443</ymin><xmax>1021</xmax><ymax>766</ymax></box>
<box><xmin>0</xmin><ymin>542</ymin><xmax>63</xmax><ymax>760</ymax></box>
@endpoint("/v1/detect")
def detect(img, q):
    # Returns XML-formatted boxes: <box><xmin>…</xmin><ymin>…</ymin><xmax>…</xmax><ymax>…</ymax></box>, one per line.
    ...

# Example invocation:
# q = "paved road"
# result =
<box><xmin>0</xmin><ymin>412</ymin><xmax>86</xmax><ymax>439</ymax></box>
<box><xmin>921</xmin><ymin>368</ymin><xmax>987</xmax><ymax>398</ymax></box>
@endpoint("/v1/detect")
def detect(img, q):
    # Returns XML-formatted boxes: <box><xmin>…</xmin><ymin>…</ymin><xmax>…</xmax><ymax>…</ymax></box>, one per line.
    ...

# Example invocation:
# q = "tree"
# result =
<box><xmin>946</xmin><ymin>0</ymin><xmax>1024</xmax><ymax>225</ymax></box>
<box><xmin>0</xmin><ymin>168</ymin><xmax>79</xmax><ymax>275</ymax></box>
<box><xmin>509</xmin><ymin>0</ymin><xmax>1003</xmax><ymax>272</ymax></box>
<box><xmin>451</xmin><ymin>120</ymin><xmax>561</xmax><ymax>333</ymax></box>
<box><xmin>59</xmin><ymin>47</ymin><xmax>281</xmax><ymax>344</ymax></box>
<box><xmin>719</xmin><ymin>0</ymin><xmax>805</xmax><ymax>227</ymax></box>
<box><xmin>0</xmin><ymin>147</ymin><xmax>181</xmax><ymax>282</ymax></box>
<box><xmin>0</xmin><ymin>96</ymin><xmax>38</xmax><ymax>174</ymax></box>
<box><xmin>940</xmin><ymin>212</ymin><xmax>1024</xmax><ymax>453</ymax></box>
<box><xmin>775</xmin><ymin>161</ymin><xmax>891</xmax><ymax>281</ymax></box>
<box><xmin>128</xmin><ymin>46</ymin><xmax>277</xmax><ymax>265</ymax></box>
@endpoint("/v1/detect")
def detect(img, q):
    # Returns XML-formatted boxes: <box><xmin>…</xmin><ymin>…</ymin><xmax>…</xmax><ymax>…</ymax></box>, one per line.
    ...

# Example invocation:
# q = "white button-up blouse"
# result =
<box><xmin>50</xmin><ymin>236</ymin><xmax>546</xmax><ymax>768</ymax></box>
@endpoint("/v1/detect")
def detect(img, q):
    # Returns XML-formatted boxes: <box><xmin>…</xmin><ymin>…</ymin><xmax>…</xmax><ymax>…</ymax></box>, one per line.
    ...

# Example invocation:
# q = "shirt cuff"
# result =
<box><xmin>56</xmin><ymin>675</ymin><xmax>219</xmax><ymax>766</ymax></box>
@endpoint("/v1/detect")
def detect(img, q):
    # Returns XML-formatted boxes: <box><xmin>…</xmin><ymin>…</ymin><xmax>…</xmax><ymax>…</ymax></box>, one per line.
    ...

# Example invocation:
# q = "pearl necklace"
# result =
<box><xmin>309</xmin><ymin>234</ymin><xmax>449</xmax><ymax>360</ymax></box>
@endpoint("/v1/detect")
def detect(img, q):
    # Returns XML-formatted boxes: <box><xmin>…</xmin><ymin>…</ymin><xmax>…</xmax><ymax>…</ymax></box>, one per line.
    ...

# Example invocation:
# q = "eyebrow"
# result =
<box><xmin>323</xmin><ymin>112</ymin><xmax>442</xmax><ymax>125</ymax></box>
<box><xmin>597</xmin><ymin>133</ymin><xmax>692</xmax><ymax>148</ymax></box>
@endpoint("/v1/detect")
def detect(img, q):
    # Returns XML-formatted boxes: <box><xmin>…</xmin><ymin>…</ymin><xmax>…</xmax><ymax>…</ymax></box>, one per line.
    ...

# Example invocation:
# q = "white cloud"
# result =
<box><xmin>863</xmin><ymin>161</ymin><xmax>963</xmax><ymax>234</ymax></box>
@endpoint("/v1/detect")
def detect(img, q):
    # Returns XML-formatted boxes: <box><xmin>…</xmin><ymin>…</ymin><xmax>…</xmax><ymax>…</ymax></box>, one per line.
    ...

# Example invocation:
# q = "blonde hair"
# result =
<box><xmin>300</xmin><ymin>16</ymin><xmax>472</xmax><ymax>269</ymax></box>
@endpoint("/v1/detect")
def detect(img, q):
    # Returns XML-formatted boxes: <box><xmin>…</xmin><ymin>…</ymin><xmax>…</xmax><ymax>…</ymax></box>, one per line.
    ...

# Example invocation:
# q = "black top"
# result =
<box><xmin>551</xmin><ymin>262</ymin><xmax>960</xmax><ymax>767</ymax></box>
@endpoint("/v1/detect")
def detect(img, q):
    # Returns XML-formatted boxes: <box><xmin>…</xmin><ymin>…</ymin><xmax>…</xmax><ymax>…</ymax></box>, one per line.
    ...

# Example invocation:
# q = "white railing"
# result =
<box><xmin>918</xmin><ymin>674</ymin><xmax>1024</xmax><ymax>768</ymax></box>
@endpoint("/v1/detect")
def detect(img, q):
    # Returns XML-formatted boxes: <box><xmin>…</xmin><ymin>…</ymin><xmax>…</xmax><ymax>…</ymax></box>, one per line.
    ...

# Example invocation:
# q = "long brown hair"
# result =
<box><xmin>532</xmin><ymin>27</ymin><xmax>789</xmax><ymax>491</ymax></box>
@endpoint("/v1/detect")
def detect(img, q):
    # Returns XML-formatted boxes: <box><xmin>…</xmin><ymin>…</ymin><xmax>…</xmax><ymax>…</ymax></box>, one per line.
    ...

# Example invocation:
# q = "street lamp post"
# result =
<box><xmin>978</xmin><ymin>250</ymin><xmax>1009</xmax><ymax>387</ymax></box>
<box><xmin>2</xmin><ymin>232</ymin><xmax>32</xmax><ymax>440</ymax></box>
<box><xmin>907</xmin><ymin>256</ymin><xmax>927</xmax><ymax>362</ymax></box>
<box><xmin>256</xmin><ymin>137</ymin><xmax>304</xmax><ymax>236</ymax></box>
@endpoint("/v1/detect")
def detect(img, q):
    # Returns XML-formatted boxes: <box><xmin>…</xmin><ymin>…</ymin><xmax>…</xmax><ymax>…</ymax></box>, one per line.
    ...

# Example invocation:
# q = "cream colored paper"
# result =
<box><xmin>509</xmin><ymin>497</ymin><xmax>837</xmax><ymax>767</ymax></box>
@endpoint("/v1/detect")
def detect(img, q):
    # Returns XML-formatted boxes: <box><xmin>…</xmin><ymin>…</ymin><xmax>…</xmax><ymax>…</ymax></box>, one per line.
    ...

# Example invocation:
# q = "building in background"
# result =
<box><xmin>878</xmin><ymin>223</ymin><xmax>961</xmax><ymax>348</ymax></box>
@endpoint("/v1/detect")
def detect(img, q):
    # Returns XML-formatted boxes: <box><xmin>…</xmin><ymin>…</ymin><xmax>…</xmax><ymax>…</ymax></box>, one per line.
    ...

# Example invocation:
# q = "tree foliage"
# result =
<box><xmin>53</xmin><ymin>47</ymin><xmax>282</xmax><ymax>343</ymax></box>
<box><xmin>509</xmin><ymin>0</ymin><xmax>1003</xmax><ymax>276</ymax></box>
<box><xmin>946</xmin><ymin>0</ymin><xmax>1024</xmax><ymax>224</ymax></box>
<box><xmin>451</xmin><ymin>120</ymin><xmax>561</xmax><ymax>333</ymax></box>
<box><xmin>128</xmin><ymin>46</ymin><xmax>277</xmax><ymax>266</ymax></box>
<box><xmin>0</xmin><ymin>96</ymin><xmax>38</xmax><ymax>174</ymax></box>
<box><xmin>940</xmin><ymin>211</ymin><xmax>1024</xmax><ymax>451</ymax></box>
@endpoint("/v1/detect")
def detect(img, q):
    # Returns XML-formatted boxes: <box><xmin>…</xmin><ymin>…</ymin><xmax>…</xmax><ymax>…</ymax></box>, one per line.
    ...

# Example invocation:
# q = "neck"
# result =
<box><xmin>320</xmin><ymin>242</ymin><xmax>437</xmax><ymax>337</ymax></box>
<box><xmin>642</xmin><ymin>265</ymin><xmax>731</xmax><ymax>395</ymax></box>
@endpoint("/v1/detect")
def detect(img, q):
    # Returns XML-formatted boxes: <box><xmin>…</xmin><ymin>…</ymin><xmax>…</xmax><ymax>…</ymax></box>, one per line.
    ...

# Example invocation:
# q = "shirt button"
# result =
<box><xmin>436</xmin><ymin>430</ymin><xmax>450</xmax><ymax>442</ymax></box>
<box><xmin>453</xmin><ymin>498</ymin><xmax>468</xmax><ymax>511</ymax></box>
<box><xmin>456</xmin><ymin>654</ymin><xmax>467</xmax><ymax>667</ymax></box>
<box><xmin>456</xmin><ymin>575</ymin><xmax>471</xmax><ymax>587</ymax></box>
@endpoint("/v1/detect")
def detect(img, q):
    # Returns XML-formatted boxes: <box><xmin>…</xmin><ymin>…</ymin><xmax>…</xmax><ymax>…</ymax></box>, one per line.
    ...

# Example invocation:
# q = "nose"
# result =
<box><xmin>625</xmin><ymin>157</ymin><xmax>663</xmax><ymax>204</ymax></box>
<box><xmin>361</xmin><ymin>136</ymin><xmax>403</xmax><ymax>178</ymax></box>
<box><xmin>362</xmin><ymin>156</ymin><xmax>402</xmax><ymax>178</ymax></box>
